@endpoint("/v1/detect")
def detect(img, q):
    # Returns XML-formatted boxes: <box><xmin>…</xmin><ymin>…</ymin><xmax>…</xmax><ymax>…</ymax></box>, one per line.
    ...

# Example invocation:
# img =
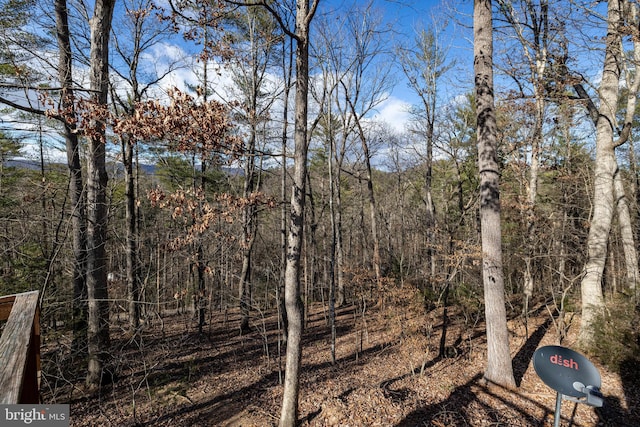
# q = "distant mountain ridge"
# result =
<box><xmin>5</xmin><ymin>159</ymin><xmax>243</xmax><ymax>176</ymax></box>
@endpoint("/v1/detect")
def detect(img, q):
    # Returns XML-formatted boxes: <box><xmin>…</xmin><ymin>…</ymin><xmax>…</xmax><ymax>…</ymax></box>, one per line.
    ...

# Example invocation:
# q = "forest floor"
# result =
<box><xmin>40</xmin><ymin>289</ymin><xmax>639</xmax><ymax>427</ymax></box>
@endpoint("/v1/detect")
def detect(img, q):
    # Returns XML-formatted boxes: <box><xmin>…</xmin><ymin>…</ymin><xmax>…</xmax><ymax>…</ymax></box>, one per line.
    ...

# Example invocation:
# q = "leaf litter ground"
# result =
<box><xmin>41</xmin><ymin>292</ymin><xmax>639</xmax><ymax>426</ymax></box>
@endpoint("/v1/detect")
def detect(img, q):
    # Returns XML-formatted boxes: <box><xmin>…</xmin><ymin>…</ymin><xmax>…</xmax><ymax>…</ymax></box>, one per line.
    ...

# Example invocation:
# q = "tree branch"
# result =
<box><xmin>223</xmin><ymin>0</ymin><xmax>298</xmax><ymax>41</ymax></box>
<box><xmin>572</xmin><ymin>83</ymin><xmax>599</xmax><ymax>126</ymax></box>
<box><xmin>0</xmin><ymin>95</ymin><xmax>47</xmax><ymax>117</ymax></box>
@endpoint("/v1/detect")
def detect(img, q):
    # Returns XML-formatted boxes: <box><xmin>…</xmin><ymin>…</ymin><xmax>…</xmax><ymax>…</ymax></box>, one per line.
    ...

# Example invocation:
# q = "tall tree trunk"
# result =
<box><xmin>425</xmin><ymin>127</ymin><xmax>436</xmax><ymax>291</ymax></box>
<box><xmin>328</xmin><ymin>118</ymin><xmax>337</xmax><ymax>364</ymax></box>
<box><xmin>578</xmin><ymin>0</ymin><xmax>624</xmax><ymax>347</ymax></box>
<box><xmin>616</xmin><ymin>7</ymin><xmax>640</xmax><ymax>295</ymax></box>
<box><xmin>363</xmin><ymin>138</ymin><xmax>382</xmax><ymax>306</ymax></box>
<box><xmin>55</xmin><ymin>0</ymin><xmax>88</xmax><ymax>356</ymax></box>
<box><xmin>279</xmin><ymin>35</ymin><xmax>292</xmax><ymax>345</ymax></box>
<box><xmin>238</xmin><ymin>13</ymin><xmax>269</xmax><ymax>333</ymax></box>
<box><xmin>398</xmin><ymin>27</ymin><xmax>452</xmax><ymax>295</ymax></box>
<box><xmin>196</xmin><ymin>31</ymin><xmax>209</xmax><ymax>335</ymax></box>
<box><xmin>326</xmin><ymin>90</ymin><xmax>345</xmax><ymax>309</ymax></box>
<box><xmin>196</xmin><ymin>163</ymin><xmax>206</xmax><ymax>334</ymax></box>
<box><xmin>123</xmin><ymin>136</ymin><xmax>139</xmax><ymax>334</ymax></box>
<box><xmin>280</xmin><ymin>1</ymin><xmax>318</xmax><ymax>425</ymax></box>
<box><xmin>239</xmin><ymin>127</ymin><xmax>257</xmax><ymax>334</ymax></box>
<box><xmin>474</xmin><ymin>0</ymin><xmax>516</xmax><ymax>388</ymax></box>
<box><xmin>523</xmin><ymin>76</ymin><xmax>545</xmax><ymax>316</ymax></box>
<box><xmin>334</xmin><ymin>168</ymin><xmax>345</xmax><ymax>307</ymax></box>
<box><xmin>85</xmin><ymin>0</ymin><xmax>115</xmax><ymax>389</ymax></box>
<box><xmin>614</xmin><ymin>170</ymin><xmax>639</xmax><ymax>292</ymax></box>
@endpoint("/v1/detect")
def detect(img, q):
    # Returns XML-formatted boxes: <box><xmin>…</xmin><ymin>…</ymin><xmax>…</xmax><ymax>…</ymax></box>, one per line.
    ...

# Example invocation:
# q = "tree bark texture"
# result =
<box><xmin>280</xmin><ymin>1</ymin><xmax>317</xmax><ymax>425</ymax></box>
<box><xmin>474</xmin><ymin>0</ymin><xmax>516</xmax><ymax>388</ymax></box>
<box><xmin>55</xmin><ymin>0</ymin><xmax>88</xmax><ymax>356</ymax></box>
<box><xmin>578</xmin><ymin>0</ymin><xmax>623</xmax><ymax>347</ymax></box>
<box><xmin>86</xmin><ymin>0</ymin><xmax>115</xmax><ymax>389</ymax></box>
<box><xmin>614</xmin><ymin>170</ymin><xmax>639</xmax><ymax>292</ymax></box>
<box><xmin>616</xmin><ymin>3</ymin><xmax>640</xmax><ymax>294</ymax></box>
<box><xmin>279</xmin><ymin>36</ymin><xmax>293</xmax><ymax>344</ymax></box>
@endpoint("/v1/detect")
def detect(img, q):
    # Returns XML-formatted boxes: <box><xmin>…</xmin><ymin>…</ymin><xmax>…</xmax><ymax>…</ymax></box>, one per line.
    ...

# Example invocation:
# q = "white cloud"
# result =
<box><xmin>371</xmin><ymin>96</ymin><xmax>412</xmax><ymax>133</ymax></box>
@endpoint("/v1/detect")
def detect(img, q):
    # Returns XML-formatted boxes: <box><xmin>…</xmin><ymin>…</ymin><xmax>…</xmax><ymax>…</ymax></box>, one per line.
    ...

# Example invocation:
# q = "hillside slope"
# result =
<box><xmin>42</xmin><ymin>292</ymin><xmax>638</xmax><ymax>426</ymax></box>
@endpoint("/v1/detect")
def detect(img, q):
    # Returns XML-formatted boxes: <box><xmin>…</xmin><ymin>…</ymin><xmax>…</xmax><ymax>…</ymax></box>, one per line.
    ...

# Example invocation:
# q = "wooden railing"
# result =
<box><xmin>0</xmin><ymin>291</ymin><xmax>41</xmax><ymax>404</ymax></box>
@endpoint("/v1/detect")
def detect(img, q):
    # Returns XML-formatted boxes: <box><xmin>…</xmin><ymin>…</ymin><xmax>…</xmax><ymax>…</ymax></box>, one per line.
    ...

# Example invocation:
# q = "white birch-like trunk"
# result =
<box><xmin>578</xmin><ymin>0</ymin><xmax>623</xmax><ymax>347</ymax></box>
<box><xmin>614</xmin><ymin>170</ymin><xmax>639</xmax><ymax>292</ymax></box>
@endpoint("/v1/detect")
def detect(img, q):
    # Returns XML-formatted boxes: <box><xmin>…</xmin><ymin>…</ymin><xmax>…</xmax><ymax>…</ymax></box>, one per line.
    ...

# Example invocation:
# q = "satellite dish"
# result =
<box><xmin>533</xmin><ymin>345</ymin><xmax>602</xmax><ymax>406</ymax></box>
<box><xmin>533</xmin><ymin>345</ymin><xmax>603</xmax><ymax>426</ymax></box>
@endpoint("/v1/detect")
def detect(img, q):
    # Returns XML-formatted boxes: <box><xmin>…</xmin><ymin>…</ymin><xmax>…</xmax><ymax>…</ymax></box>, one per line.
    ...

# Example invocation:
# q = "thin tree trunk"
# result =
<box><xmin>364</xmin><ymin>142</ymin><xmax>382</xmax><ymax>307</ymax></box>
<box><xmin>196</xmin><ymin>166</ymin><xmax>206</xmax><ymax>334</ymax></box>
<box><xmin>240</xmin><ymin>128</ymin><xmax>257</xmax><ymax>334</ymax></box>
<box><xmin>523</xmin><ymin>84</ymin><xmax>544</xmax><ymax>314</ymax></box>
<box><xmin>343</xmin><ymin>89</ymin><xmax>383</xmax><ymax>307</ymax></box>
<box><xmin>328</xmin><ymin>121</ymin><xmax>337</xmax><ymax>364</ymax></box>
<box><xmin>280</xmin><ymin>1</ymin><xmax>318</xmax><ymax>424</ymax></box>
<box><xmin>422</xmin><ymin>80</ymin><xmax>436</xmax><ymax>296</ymax></box>
<box><xmin>238</xmin><ymin>15</ymin><xmax>268</xmax><ymax>333</ymax></box>
<box><xmin>196</xmin><ymin>33</ymin><xmax>209</xmax><ymax>335</ymax></box>
<box><xmin>474</xmin><ymin>0</ymin><xmax>516</xmax><ymax>388</ymax></box>
<box><xmin>496</xmin><ymin>0</ymin><xmax>548</xmax><ymax>319</ymax></box>
<box><xmin>335</xmin><ymin>171</ymin><xmax>345</xmax><ymax>307</ymax></box>
<box><xmin>279</xmin><ymin>36</ymin><xmax>292</xmax><ymax>344</ymax></box>
<box><xmin>124</xmin><ymin>137</ymin><xmax>139</xmax><ymax>334</ymax></box>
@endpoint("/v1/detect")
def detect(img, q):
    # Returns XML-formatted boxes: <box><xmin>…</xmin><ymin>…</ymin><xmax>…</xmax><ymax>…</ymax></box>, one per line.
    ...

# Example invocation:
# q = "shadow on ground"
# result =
<box><xmin>594</xmin><ymin>357</ymin><xmax>640</xmax><ymax>427</ymax></box>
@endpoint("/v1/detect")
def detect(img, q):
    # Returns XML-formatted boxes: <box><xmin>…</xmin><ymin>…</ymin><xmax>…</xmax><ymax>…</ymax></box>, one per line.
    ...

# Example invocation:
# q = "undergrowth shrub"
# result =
<box><xmin>586</xmin><ymin>298</ymin><xmax>640</xmax><ymax>373</ymax></box>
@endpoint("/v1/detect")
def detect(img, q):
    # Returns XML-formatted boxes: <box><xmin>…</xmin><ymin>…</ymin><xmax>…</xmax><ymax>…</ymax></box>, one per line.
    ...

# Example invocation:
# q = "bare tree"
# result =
<box><xmin>278</xmin><ymin>8</ymin><xmax>295</xmax><ymax>347</ymax></box>
<box><xmin>338</xmin><ymin>2</ymin><xmax>393</xmax><ymax>308</ymax></box>
<box><xmin>613</xmin><ymin>2</ymin><xmax>640</xmax><ymax>294</ymax></box>
<box><xmin>398</xmin><ymin>24</ymin><xmax>453</xmax><ymax>296</ymax></box>
<box><xmin>54</xmin><ymin>0</ymin><xmax>88</xmax><ymax>354</ymax></box>
<box><xmin>110</xmin><ymin>0</ymin><xmax>178</xmax><ymax>335</ymax></box>
<box><xmin>495</xmin><ymin>0</ymin><xmax>552</xmax><ymax>323</ymax></box>
<box><xmin>215</xmin><ymin>2</ymin><xmax>321</xmax><ymax>423</ymax></box>
<box><xmin>225</xmin><ymin>7</ymin><xmax>281</xmax><ymax>334</ymax></box>
<box><xmin>474</xmin><ymin>0</ymin><xmax>516</xmax><ymax>388</ymax></box>
<box><xmin>280</xmin><ymin>1</ymin><xmax>319</xmax><ymax>424</ymax></box>
<box><xmin>313</xmin><ymin>11</ymin><xmax>350</xmax><ymax>310</ymax></box>
<box><xmin>578</xmin><ymin>0</ymin><xmax>639</xmax><ymax>346</ymax></box>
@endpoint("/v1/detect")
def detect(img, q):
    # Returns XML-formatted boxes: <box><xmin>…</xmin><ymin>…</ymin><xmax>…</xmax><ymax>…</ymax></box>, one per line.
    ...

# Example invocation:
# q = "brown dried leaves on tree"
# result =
<box><xmin>115</xmin><ymin>88</ymin><xmax>274</xmax><ymax>249</ymax></box>
<box><xmin>114</xmin><ymin>88</ymin><xmax>242</xmax><ymax>157</ymax></box>
<box><xmin>147</xmin><ymin>186</ymin><xmax>275</xmax><ymax>250</ymax></box>
<box><xmin>42</xmin><ymin>93</ymin><xmax>112</xmax><ymax>142</ymax></box>
<box><xmin>46</xmin><ymin>87</ymin><xmax>274</xmax><ymax>251</ymax></box>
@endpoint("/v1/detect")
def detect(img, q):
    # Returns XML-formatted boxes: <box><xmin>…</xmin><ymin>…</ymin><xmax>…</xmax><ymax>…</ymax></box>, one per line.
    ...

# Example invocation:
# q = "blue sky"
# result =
<box><xmin>140</xmin><ymin>0</ymin><xmax>475</xmax><ymax>135</ymax></box>
<box><xmin>6</xmin><ymin>0</ymin><xmax>476</xmax><ymax>162</ymax></box>
<box><xmin>307</xmin><ymin>0</ymin><xmax>474</xmax><ymax>132</ymax></box>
